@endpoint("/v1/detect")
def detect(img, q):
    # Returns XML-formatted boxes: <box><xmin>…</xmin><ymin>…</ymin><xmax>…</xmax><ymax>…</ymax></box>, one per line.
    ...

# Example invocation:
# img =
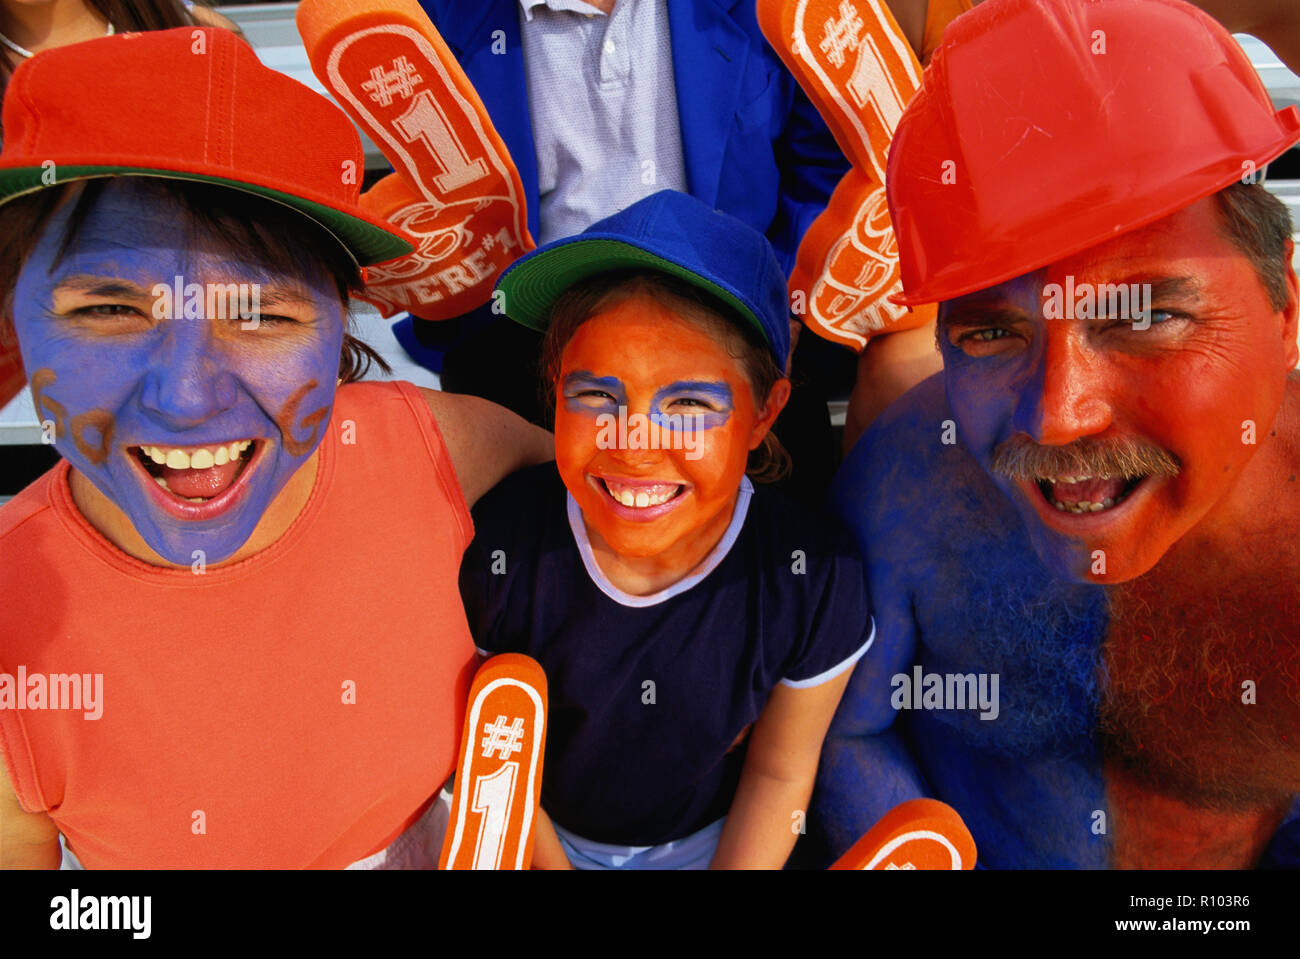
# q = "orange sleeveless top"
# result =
<box><xmin>0</xmin><ymin>380</ymin><xmax>476</xmax><ymax>867</ymax></box>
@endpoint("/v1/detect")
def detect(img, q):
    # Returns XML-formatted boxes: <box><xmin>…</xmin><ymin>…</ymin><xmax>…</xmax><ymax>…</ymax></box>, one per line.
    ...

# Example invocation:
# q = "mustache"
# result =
<box><xmin>990</xmin><ymin>435</ymin><xmax>1181</xmax><ymax>481</ymax></box>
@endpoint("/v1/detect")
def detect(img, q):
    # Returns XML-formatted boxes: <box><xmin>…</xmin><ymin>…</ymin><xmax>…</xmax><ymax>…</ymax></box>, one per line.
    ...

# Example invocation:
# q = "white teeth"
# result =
<box><xmin>155</xmin><ymin>476</ymin><xmax>170</xmax><ymax>491</ymax></box>
<box><xmin>604</xmin><ymin>479</ymin><xmax>679</xmax><ymax>508</ymax></box>
<box><xmin>1053</xmin><ymin>498</ymin><xmax>1117</xmax><ymax>514</ymax></box>
<box><xmin>184</xmin><ymin>496</ymin><xmax>206</xmax><ymax>503</ymax></box>
<box><xmin>142</xmin><ymin>441</ymin><xmax>252</xmax><ymax>469</ymax></box>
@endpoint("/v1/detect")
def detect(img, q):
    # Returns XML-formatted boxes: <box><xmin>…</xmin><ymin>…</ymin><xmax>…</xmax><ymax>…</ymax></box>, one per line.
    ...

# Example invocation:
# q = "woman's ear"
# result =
<box><xmin>748</xmin><ymin>377</ymin><xmax>792</xmax><ymax>450</ymax></box>
<box><xmin>1281</xmin><ymin>238</ymin><xmax>1298</xmax><ymax>370</ymax></box>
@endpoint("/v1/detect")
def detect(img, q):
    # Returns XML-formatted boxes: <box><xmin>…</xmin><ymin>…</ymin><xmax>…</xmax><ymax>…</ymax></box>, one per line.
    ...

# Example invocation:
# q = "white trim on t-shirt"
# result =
<box><xmin>566</xmin><ymin>476</ymin><xmax>754</xmax><ymax>608</ymax></box>
<box><xmin>779</xmin><ymin>619</ymin><xmax>876</xmax><ymax>689</ymax></box>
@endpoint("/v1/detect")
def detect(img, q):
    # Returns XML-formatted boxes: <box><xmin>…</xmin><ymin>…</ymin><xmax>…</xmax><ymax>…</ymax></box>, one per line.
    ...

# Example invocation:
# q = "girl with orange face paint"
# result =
<box><xmin>460</xmin><ymin>191</ymin><xmax>875</xmax><ymax>869</ymax></box>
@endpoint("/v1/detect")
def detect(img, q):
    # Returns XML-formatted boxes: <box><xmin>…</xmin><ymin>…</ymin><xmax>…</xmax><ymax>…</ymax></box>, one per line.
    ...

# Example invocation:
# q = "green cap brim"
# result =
<box><xmin>497</xmin><ymin>237</ymin><xmax>768</xmax><ymax>345</ymax></box>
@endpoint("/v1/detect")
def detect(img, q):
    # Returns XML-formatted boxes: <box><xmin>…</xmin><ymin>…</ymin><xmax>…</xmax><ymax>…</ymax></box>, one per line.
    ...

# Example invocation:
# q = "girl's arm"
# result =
<box><xmin>418</xmin><ymin>388</ymin><xmax>554</xmax><ymax>507</ymax></box>
<box><xmin>710</xmin><ymin>671</ymin><xmax>854</xmax><ymax>869</ymax></box>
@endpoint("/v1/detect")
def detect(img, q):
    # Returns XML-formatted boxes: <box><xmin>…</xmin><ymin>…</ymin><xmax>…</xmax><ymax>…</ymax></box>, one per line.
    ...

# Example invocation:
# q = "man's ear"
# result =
<box><xmin>748</xmin><ymin>377</ymin><xmax>792</xmax><ymax>450</ymax></box>
<box><xmin>1282</xmin><ymin>238</ymin><xmax>1298</xmax><ymax>370</ymax></box>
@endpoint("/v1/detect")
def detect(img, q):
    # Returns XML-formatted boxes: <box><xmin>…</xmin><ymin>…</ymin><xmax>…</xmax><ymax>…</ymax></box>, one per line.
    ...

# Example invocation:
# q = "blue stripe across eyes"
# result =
<box><xmin>651</xmin><ymin>382</ymin><xmax>733</xmax><ymax>430</ymax></box>
<box><xmin>562</xmin><ymin>372</ymin><xmax>626</xmax><ymax>413</ymax></box>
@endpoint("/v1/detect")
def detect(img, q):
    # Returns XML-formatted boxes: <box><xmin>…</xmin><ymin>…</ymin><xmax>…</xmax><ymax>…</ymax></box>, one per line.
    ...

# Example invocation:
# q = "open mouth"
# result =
<box><xmin>590</xmin><ymin>474</ymin><xmax>689</xmax><ymax>518</ymax></box>
<box><xmin>1034</xmin><ymin>473</ymin><xmax>1147</xmax><ymax>514</ymax></box>
<box><xmin>128</xmin><ymin>439</ymin><xmax>264</xmax><ymax>517</ymax></box>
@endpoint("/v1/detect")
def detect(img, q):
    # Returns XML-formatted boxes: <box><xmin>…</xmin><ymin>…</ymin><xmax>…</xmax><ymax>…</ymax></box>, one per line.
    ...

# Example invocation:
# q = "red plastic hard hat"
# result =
<box><xmin>887</xmin><ymin>0</ymin><xmax>1300</xmax><ymax>306</ymax></box>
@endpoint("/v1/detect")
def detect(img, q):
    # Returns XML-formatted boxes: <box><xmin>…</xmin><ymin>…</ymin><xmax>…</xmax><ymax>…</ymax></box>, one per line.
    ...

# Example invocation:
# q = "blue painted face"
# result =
<box><xmin>12</xmin><ymin>180</ymin><xmax>346</xmax><ymax>566</ymax></box>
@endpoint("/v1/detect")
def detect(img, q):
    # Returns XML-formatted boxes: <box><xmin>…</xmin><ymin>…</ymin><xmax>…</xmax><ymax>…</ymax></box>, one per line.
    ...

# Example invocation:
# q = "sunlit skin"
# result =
<box><xmin>11</xmin><ymin>181</ymin><xmax>346</xmax><ymax>567</ymax></box>
<box><xmin>554</xmin><ymin>294</ymin><xmax>789</xmax><ymax>595</ymax></box>
<box><xmin>938</xmin><ymin>197</ymin><xmax>1299</xmax><ymax>583</ymax></box>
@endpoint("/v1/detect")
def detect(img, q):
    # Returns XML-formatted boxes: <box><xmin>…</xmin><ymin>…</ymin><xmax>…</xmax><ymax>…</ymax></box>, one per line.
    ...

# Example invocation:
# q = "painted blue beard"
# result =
<box><xmin>12</xmin><ymin>183</ymin><xmax>345</xmax><ymax>566</ymax></box>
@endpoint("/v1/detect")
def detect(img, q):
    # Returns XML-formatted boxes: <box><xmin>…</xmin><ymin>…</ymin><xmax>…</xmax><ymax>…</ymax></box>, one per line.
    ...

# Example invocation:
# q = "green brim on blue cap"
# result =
<box><xmin>498</xmin><ymin>235</ymin><xmax>769</xmax><ymax>343</ymax></box>
<box><xmin>495</xmin><ymin>189</ymin><xmax>792</xmax><ymax>368</ymax></box>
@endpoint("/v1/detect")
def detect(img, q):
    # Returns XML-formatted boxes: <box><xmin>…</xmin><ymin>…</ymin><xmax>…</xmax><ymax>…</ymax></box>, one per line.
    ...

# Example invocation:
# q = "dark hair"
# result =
<box><xmin>538</xmin><ymin>269</ymin><xmax>791</xmax><ymax>483</ymax></box>
<box><xmin>0</xmin><ymin>1</ymin><xmax>209</xmax><ymax>112</ymax></box>
<box><xmin>1212</xmin><ymin>180</ymin><xmax>1295</xmax><ymax>312</ymax></box>
<box><xmin>0</xmin><ymin>177</ymin><xmax>388</xmax><ymax>384</ymax></box>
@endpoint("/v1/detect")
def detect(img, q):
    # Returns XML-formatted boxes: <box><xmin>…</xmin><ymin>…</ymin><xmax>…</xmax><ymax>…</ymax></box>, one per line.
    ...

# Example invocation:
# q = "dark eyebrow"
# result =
<box><xmin>939</xmin><ymin>301</ymin><xmax>1029</xmax><ymax>330</ymax></box>
<box><xmin>52</xmin><ymin>276</ymin><xmax>153</xmax><ymax>299</ymax></box>
<box><xmin>254</xmin><ymin>288</ymin><xmax>319</xmax><ymax>309</ymax></box>
<box><xmin>660</xmin><ymin>380</ymin><xmax>731</xmax><ymax>393</ymax></box>
<box><xmin>1143</xmin><ymin>276</ymin><xmax>1203</xmax><ymax>303</ymax></box>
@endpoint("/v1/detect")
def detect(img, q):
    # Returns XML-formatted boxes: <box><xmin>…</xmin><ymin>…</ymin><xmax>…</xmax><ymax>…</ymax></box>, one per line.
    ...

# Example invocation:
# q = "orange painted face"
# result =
<box><xmin>555</xmin><ymin>292</ymin><xmax>784</xmax><ymax>569</ymax></box>
<box><xmin>939</xmin><ymin>196</ymin><xmax>1299</xmax><ymax>583</ymax></box>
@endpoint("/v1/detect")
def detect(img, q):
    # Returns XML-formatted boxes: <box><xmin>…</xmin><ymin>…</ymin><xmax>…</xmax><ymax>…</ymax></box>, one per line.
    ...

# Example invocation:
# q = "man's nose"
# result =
<box><xmin>138</xmin><ymin>319</ymin><xmax>239</xmax><ymax>429</ymax></box>
<box><xmin>1017</xmin><ymin>326</ymin><xmax>1113</xmax><ymax>445</ymax></box>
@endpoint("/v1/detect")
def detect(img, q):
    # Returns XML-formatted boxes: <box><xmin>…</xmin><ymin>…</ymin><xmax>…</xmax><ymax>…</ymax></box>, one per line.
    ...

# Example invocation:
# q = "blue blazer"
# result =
<box><xmin>417</xmin><ymin>0</ymin><xmax>848</xmax><ymax>274</ymax></box>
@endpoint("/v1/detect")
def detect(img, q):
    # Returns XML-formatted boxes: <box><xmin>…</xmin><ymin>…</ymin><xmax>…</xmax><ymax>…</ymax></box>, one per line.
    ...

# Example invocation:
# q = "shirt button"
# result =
<box><xmin>604</xmin><ymin>39</ymin><xmax>616</xmax><ymax>54</ymax></box>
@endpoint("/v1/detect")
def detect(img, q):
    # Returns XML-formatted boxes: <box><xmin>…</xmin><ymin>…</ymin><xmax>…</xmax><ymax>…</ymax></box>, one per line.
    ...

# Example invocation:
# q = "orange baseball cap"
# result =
<box><xmin>0</xmin><ymin>26</ymin><xmax>414</xmax><ymax>267</ymax></box>
<box><xmin>887</xmin><ymin>0</ymin><xmax>1300</xmax><ymax>306</ymax></box>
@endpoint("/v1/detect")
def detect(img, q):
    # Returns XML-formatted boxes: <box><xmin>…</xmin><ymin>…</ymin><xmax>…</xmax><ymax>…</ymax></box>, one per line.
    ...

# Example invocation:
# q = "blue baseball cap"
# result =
<box><xmin>495</xmin><ymin>190</ymin><xmax>791</xmax><ymax>368</ymax></box>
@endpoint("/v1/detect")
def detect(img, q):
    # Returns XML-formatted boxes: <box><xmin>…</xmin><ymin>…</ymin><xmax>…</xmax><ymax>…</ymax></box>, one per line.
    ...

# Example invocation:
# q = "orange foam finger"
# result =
<box><xmin>757</xmin><ymin>0</ymin><xmax>936</xmax><ymax>350</ymax></box>
<box><xmin>830</xmin><ymin>798</ymin><xmax>977</xmax><ymax>870</ymax></box>
<box><xmin>297</xmin><ymin>0</ymin><xmax>534</xmax><ymax>321</ymax></box>
<box><xmin>440</xmin><ymin>654</ymin><xmax>549</xmax><ymax>870</ymax></box>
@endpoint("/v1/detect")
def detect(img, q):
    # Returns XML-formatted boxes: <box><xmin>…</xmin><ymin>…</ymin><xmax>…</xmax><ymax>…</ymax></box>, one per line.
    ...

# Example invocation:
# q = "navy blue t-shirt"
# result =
<box><xmin>459</xmin><ymin>464</ymin><xmax>874</xmax><ymax>846</ymax></box>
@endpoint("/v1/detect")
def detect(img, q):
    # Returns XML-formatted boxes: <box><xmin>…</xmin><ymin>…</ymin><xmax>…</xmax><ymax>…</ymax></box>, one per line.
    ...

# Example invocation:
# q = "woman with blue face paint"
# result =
<box><xmin>0</xmin><ymin>28</ymin><xmax>552</xmax><ymax>868</ymax></box>
<box><xmin>460</xmin><ymin>190</ymin><xmax>875</xmax><ymax>868</ymax></box>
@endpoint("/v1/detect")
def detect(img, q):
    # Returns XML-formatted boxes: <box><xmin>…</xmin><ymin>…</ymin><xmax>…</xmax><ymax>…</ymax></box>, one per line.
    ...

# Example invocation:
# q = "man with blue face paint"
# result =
<box><xmin>818</xmin><ymin>0</ymin><xmax>1300</xmax><ymax>868</ymax></box>
<box><xmin>0</xmin><ymin>28</ymin><xmax>552</xmax><ymax>868</ymax></box>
